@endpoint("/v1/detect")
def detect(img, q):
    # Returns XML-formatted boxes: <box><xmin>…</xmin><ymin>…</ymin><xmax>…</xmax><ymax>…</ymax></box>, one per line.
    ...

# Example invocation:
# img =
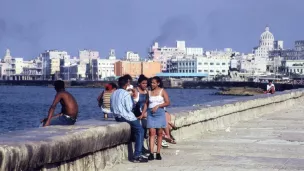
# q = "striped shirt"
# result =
<box><xmin>110</xmin><ymin>89</ymin><xmax>137</xmax><ymax>121</ymax></box>
<box><xmin>102</xmin><ymin>92</ymin><xmax>112</xmax><ymax>109</ymax></box>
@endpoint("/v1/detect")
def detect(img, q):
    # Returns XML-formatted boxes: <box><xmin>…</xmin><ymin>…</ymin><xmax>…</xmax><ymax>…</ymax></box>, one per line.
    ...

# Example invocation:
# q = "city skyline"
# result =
<box><xmin>0</xmin><ymin>0</ymin><xmax>304</xmax><ymax>59</ymax></box>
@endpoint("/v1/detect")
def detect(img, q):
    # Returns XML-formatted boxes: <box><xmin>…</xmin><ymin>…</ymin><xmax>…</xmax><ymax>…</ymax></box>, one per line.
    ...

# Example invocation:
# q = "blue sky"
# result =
<box><xmin>0</xmin><ymin>0</ymin><xmax>303</xmax><ymax>59</ymax></box>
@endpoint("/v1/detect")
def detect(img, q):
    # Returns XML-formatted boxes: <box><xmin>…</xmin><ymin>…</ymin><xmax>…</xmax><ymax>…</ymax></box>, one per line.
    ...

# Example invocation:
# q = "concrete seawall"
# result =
<box><xmin>170</xmin><ymin>89</ymin><xmax>304</xmax><ymax>141</ymax></box>
<box><xmin>1</xmin><ymin>89</ymin><xmax>304</xmax><ymax>171</ymax></box>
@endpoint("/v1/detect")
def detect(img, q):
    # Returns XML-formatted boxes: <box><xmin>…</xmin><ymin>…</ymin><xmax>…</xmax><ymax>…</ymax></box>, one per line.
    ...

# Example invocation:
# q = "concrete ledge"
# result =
<box><xmin>1</xmin><ymin>89</ymin><xmax>304</xmax><ymax>171</ymax></box>
<box><xmin>170</xmin><ymin>89</ymin><xmax>304</xmax><ymax>141</ymax></box>
<box><xmin>0</xmin><ymin>120</ymin><xmax>130</xmax><ymax>171</ymax></box>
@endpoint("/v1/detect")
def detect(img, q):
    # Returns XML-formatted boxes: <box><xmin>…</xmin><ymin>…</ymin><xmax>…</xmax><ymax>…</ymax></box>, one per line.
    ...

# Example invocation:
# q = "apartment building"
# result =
<box><xmin>114</xmin><ymin>61</ymin><xmax>161</xmax><ymax>78</ymax></box>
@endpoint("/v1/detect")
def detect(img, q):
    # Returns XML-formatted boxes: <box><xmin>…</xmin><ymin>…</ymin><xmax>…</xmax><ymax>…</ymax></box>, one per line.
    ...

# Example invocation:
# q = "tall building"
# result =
<box><xmin>79</xmin><ymin>50</ymin><xmax>99</xmax><ymax>64</ymax></box>
<box><xmin>40</xmin><ymin>50</ymin><xmax>71</xmax><ymax>80</ymax></box>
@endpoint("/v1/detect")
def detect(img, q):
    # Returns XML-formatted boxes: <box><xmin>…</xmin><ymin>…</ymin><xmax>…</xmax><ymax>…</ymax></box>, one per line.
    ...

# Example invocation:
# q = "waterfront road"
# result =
<box><xmin>108</xmin><ymin>104</ymin><xmax>304</xmax><ymax>171</ymax></box>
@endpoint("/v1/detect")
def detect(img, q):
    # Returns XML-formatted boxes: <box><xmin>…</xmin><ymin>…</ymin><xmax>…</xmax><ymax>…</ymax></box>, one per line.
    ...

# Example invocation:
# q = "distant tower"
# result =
<box><xmin>5</xmin><ymin>49</ymin><xmax>11</xmax><ymax>57</ymax></box>
<box><xmin>108</xmin><ymin>49</ymin><xmax>116</xmax><ymax>60</ymax></box>
<box><xmin>3</xmin><ymin>49</ymin><xmax>12</xmax><ymax>63</ymax></box>
<box><xmin>110</xmin><ymin>49</ymin><xmax>115</xmax><ymax>56</ymax></box>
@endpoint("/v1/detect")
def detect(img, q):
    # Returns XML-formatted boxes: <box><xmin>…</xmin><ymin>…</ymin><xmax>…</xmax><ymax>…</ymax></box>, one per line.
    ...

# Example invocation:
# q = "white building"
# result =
<box><xmin>79</xmin><ymin>49</ymin><xmax>99</xmax><ymax>64</ymax></box>
<box><xmin>41</xmin><ymin>50</ymin><xmax>70</xmax><ymax>60</ymax></box>
<box><xmin>251</xmin><ymin>26</ymin><xmax>284</xmax><ymax>74</ymax></box>
<box><xmin>150</xmin><ymin>41</ymin><xmax>205</xmax><ymax>72</ymax></box>
<box><xmin>294</xmin><ymin>40</ymin><xmax>304</xmax><ymax>51</ymax></box>
<box><xmin>186</xmin><ymin>48</ymin><xmax>203</xmax><ymax>56</ymax></box>
<box><xmin>167</xmin><ymin>51</ymin><xmax>231</xmax><ymax>79</ymax></box>
<box><xmin>1</xmin><ymin>49</ymin><xmax>14</xmax><ymax>79</ymax></box>
<box><xmin>12</xmin><ymin>58</ymin><xmax>24</xmax><ymax>75</ymax></box>
<box><xmin>22</xmin><ymin>57</ymin><xmax>43</xmax><ymax>80</ymax></box>
<box><xmin>124</xmin><ymin>51</ymin><xmax>140</xmax><ymax>61</ymax></box>
<box><xmin>96</xmin><ymin>58</ymin><xmax>117</xmax><ymax>79</ymax></box>
<box><xmin>253</xmin><ymin>26</ymin><xmax>275</xmax><ymax>58</ymax></box>
<box><xmin>0</xmin><ymin>62</ymin><xmax>9</xmax><ymax>80</ymax></box>
<box><xmin>40</xmin><ymin>50</ymin><xmax>71</xmax><ymax>80</ymax></box>
<box><xmin>281</xmin><ymin>60</ymin><xmax>304</xmax><ymax>75</ymax></box>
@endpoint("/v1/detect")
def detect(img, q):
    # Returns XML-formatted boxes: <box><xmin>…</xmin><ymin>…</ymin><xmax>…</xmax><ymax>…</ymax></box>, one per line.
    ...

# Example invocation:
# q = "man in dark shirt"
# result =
<box><xmin>42</xmin><ymin>80</ymin><xmax>78</xmax><ymax>126</ymax></box>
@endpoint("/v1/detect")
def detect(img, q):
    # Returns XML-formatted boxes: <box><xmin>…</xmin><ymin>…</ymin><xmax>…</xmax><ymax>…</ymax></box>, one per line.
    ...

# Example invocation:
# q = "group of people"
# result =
<box><xmin>41</xmin><ymin>74</ymin><xmax>176</xmax><ymax>163</ymax></box>
<box><xmin>98</xmin><ymin>74</ymin><xmax>177</xmax><ymax>162</ymax></box>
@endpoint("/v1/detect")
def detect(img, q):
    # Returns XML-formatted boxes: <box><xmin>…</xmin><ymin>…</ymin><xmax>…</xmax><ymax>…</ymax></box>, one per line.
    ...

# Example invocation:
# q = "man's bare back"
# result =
<box><xmin>58</xmin><ymin>91</ymin><xmax>78</xmax><ymax>118</ymax></box>
<box><xmin>42</xmin><ymin>80</ymin><xmax>79</xmax><ymax>127</ymax></box>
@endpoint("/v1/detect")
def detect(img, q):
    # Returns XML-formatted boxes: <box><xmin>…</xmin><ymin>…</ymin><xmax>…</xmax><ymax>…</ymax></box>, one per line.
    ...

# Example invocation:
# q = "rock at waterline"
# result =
<box><xmin>216</xmin><ymin>87</ymin><xmax>264</xmax><ymax>96</ymax></box>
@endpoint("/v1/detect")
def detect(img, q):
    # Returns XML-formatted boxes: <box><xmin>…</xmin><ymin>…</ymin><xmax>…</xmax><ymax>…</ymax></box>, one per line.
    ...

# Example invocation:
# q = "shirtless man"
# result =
<box><xmin>42</xmin><ymin>80</ymin><xmax>78</xmax><ymax>127</ymax></box>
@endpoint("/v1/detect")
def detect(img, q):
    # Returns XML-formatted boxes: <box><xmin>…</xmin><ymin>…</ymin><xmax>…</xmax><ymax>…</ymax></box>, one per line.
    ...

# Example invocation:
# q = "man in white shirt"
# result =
<box><xmin>266</xmin><ymin>80</ymin><xmax>275</xmax><ymax>94</ymax></box>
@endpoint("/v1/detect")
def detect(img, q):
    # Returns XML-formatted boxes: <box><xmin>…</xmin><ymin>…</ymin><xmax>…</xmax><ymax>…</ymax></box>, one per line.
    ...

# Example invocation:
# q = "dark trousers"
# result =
<box><xmin>115</xmin><ymin>117</ymin><xmax>144</xmax><ymax>158</ymax></box>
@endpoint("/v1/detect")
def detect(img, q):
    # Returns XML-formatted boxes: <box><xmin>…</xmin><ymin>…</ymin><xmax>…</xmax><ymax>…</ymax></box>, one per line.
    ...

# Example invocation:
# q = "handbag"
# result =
<box><xmin>132</xmin><ymin>103</ymin><xmax>142</xmax><ymax>117</ymax></box>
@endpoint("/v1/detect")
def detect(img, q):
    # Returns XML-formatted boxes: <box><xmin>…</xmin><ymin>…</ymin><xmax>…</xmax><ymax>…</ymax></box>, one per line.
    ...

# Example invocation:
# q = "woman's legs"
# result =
<box><xmin>156</xmin><ymin>128</ymin><xmax>163</xmax><ymax>153</ymax></box>
<box><xmin>163</xmin><ymin>112</ymin><xmax>176</xmax><ymax>144</ymax></box>
<box><xmin>164</xmin><ymin>112</ymin><xmax>171</xmax><ymax>138</ymax></box>
<box><xmin>149</xmin><ymin>128</ymin><xmax>156</xmax><ymax>153</ymax></box>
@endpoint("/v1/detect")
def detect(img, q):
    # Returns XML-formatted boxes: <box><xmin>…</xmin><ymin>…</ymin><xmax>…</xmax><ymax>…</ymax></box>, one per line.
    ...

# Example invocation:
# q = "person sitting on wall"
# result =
<box><xmin>41</xmin><ymin>80</ymin><xmax>78</xmax><ymax>126</ymax></box>
<box><xmin>97</xmin><ymin>83</ymin><xmax>117</xmax><ymax>119</ymax></box>
<box><xmin>265</xmin><ymin>80</ymin><xmax>275</xmax><ymax>94</ymax></box>
<box><xmin>110</xmin><ymin>76</ymin><xmax>149</xmax><ymax>163</ymax></box>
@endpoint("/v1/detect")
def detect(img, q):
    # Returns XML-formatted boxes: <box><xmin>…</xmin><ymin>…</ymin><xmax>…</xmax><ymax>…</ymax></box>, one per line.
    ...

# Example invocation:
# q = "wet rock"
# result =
<box><xmin>216</xmin><ymin>87</ymin><xmax>264</xmax><ymax>96</ymax></box>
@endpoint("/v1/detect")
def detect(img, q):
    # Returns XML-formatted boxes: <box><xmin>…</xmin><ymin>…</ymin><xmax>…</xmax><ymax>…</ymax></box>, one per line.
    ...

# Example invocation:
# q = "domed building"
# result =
<box><xmin>254</xmin><ymin>26</ymin><xmax>275</xmax><ymax>58</ymax></box>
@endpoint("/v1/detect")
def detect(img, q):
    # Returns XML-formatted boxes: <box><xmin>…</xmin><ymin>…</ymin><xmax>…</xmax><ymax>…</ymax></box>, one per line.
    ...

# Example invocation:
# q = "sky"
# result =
<box><xmin>0</xmin><ymin>0</ymin><xmax>303</xmax><ymax>59</ymax></box>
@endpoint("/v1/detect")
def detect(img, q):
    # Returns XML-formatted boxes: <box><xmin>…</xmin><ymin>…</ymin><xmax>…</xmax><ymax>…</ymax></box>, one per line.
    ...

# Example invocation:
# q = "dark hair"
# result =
<box><xmin>54</xmin><ymin>80</ymin><xmax>65</xmax><ymax>90</ymax></box>
<box><xmin>109</xmin><ymin>82</ymin><xmax>118</xmax><ymax>89</ymax></box>
<box><xmin>123</xmin><ymin>74</ymin><xmax>132</xmax><ymax>81</ymax></box>
<box><xmin>118</xmin><ymin>76</ymin><xmax>129</xmax><ymax>88</ymax></box>
<box><xmin>104</xmin><ymin>84</ymin><xmax>112</xmax><ymax>91</ymax></box>
<box><xmin>151</xmin><ymin>76</ymin><xmax>164</xmax><ymax>88</ymax></box>
<box><xmin>148</xmin><ymin>77</ymin><xmax>152</xmax><ymax>88</ymax></box>
<box><xmin>137</xmin><ymin>74</ymin><xmax>148</xmax><ymax>84</ymax></box>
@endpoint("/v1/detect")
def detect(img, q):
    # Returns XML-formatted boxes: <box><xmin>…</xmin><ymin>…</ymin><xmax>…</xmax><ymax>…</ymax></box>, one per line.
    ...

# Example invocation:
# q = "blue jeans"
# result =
<box><xmin>49</xmin><ymin>115</ymin><xmax>76</xmax><ymax>125</ymax></box>
<box><xmin>115</xmin><ymin>117</ymin><xmax>144</xmax><ymax>158</ymax></box>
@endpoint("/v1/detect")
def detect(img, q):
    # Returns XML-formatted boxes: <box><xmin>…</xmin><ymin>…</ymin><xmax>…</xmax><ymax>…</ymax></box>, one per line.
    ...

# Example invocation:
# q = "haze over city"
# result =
<box><xmin>0</xmin><ymin>0</ymin><xmax>304</xmax><ymax>59</ymax></box>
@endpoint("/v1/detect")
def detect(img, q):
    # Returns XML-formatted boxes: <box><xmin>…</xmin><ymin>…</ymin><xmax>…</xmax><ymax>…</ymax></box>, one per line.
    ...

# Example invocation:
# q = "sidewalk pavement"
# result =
<box><xmin>108</xmin><ymin>104</ymin><xmax>304</xmax><ymax>171</ymax></box>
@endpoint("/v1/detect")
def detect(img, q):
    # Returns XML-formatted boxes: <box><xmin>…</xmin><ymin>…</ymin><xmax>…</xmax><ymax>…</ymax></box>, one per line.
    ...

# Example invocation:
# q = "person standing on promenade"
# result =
<box><xmin>142</xmin><ymin>76</ymin><xmax>170</xmax><ymax>160</ymax></box>
<box><xmin>133</xmin><ymin>74</ymin><xmax>150</xmax><ymax>154</ymax></box>
<box><xmin>147</xmin><ymin>77</ymin><xmax>176</xmax><ymax>147</ymax></box>
<box><xmin>97</xmin><ymin>83</ymin><xmax>117</xmax><ymax>119</ymax></box>
<box><xmin>110</xmin><ymin>76</ymin><xmax>148</xmax><ymax>163</ymax></box>
<box><xmin>41</xmin><ymin>80</ymin><xmax>78</xmax><ymax>127</ymax></box>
